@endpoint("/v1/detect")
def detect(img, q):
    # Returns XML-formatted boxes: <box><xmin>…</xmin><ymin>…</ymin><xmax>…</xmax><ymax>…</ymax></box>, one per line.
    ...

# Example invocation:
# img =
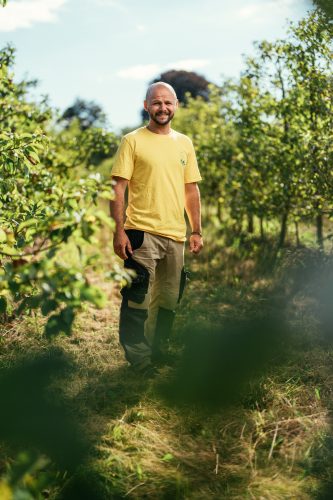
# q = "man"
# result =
<box><xmin>110</xmin><ymin>82</ymin><xmax>203</xmax><ymax>376</ymax></box>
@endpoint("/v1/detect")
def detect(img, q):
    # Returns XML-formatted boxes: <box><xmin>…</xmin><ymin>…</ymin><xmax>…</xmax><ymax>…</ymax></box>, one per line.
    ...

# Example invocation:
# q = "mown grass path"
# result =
<box><xmin>1</xmin><ymin>244</ymin><xmax>333</xmax><ymax>499</ymax></box>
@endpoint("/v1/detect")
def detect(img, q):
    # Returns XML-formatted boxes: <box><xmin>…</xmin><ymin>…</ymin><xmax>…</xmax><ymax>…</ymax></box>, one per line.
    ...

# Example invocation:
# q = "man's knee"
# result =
<box><xmin>157</xmin><ymin>267</ymin><xmax>189</xmax><ymax>311</ymax></box>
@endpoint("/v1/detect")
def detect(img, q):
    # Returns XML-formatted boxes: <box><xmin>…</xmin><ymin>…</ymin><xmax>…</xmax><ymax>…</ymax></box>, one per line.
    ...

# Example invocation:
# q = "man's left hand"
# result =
<box><xmin>189</xmin><ymin>234</ymin><xmax>203</xmax><ymax>254</ymax></box>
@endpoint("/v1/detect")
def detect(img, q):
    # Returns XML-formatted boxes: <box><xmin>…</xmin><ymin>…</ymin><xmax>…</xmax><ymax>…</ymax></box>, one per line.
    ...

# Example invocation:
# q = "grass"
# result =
<box><xmin>1</xmin><ymin>228</ymin><xmax>333</xmax><ymax>499</ymax></box>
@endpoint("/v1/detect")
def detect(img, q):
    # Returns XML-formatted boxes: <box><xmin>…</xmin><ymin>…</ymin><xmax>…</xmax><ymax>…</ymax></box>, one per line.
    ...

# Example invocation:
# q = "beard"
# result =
<box><xmin>150</xmin><ymin>110</ymin><xmax>174</xmax><ymax>126</ymax></box>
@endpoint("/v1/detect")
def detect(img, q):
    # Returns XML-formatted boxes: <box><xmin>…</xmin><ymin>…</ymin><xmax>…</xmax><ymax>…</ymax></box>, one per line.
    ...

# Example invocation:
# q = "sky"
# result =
<box><xmin>0</xmin><ymin>0</ymin><xmax>313</xmax><ymax>132</ymax></box>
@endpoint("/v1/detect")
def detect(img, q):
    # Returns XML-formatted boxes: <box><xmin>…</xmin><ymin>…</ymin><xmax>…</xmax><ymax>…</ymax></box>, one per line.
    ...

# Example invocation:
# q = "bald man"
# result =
<box><xmin>110</xmin><ymin>82</ymin><xmax>203</xmax><ymax>377</ymax></box>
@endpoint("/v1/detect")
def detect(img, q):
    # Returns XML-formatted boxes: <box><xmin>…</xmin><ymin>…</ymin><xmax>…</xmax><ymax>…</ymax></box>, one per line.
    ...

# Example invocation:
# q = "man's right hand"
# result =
<box><xmin>113</xmin><ymin>229</ymin><xmax>133</xmax><ymax>260</ymax></box>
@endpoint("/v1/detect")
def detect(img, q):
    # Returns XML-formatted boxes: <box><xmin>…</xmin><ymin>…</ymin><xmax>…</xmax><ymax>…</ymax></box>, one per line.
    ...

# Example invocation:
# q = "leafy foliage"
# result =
<box><xmin>58</xmin><ymin>98</ymin><xmax>107</xmax><ymax>131</ymax></box>
<box><xmin>174</xmin><ymin>11</ymin><xmax>333</xmax><ymax>246</ymax></box>
<box><xmin>312</xmin><ymin>0</ymin><xmax>333</xmax><ymax>17</ymax></box>
<box><xmin>0</xmin><ymin>46</ymin><xmax>122</xmax><ymax>335</ymax></box>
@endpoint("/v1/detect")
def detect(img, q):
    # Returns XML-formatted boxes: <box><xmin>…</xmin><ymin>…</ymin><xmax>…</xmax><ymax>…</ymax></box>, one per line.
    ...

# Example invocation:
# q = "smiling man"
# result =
<box><xmin>110</xmin><ymin>82</ymin><xmax>203</xmax><ymax>377</ymax></box>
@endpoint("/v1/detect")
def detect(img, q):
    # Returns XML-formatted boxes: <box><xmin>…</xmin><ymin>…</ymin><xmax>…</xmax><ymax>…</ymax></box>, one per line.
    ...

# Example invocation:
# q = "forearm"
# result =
<box><xmin>185</xmin><ymin>183</ymin><xmax>202</xmax><ymax>233</ymax></box>
<box><xmin>110</xmin><ymin>197</ymin><xmax>125</xmax><ymax>232</ymax></box>
<box><xmin>110</xmin><ymin>177</ymin><xmax>132</xmax><ymax>259</ymax></box>
<box><xmin>110</xmin><ymin>177</ymin><xmax>128</xmax><ymax>232</ymax></box>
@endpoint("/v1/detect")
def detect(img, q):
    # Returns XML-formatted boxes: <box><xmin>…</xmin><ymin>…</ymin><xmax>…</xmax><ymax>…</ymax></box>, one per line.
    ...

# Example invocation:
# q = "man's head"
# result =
<box><xmin>144</xmin><ymin>82</ymin><xmax>178</xmax><ymax>127</ymax></box>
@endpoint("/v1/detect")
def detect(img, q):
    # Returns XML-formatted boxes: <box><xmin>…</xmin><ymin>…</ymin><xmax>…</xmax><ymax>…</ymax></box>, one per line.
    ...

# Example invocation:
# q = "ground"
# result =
<box><xmin>1</xmin><ymin>239</ymin><xmax>333</xmax><ymax>499</ymax></box>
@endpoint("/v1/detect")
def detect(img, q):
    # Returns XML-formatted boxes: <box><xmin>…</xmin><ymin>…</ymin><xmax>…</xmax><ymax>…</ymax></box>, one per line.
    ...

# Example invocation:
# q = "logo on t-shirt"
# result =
<box><xmin>180</xmin><ymin>151</ymin><xmax>187</xmax><ymax>167</ymax></box>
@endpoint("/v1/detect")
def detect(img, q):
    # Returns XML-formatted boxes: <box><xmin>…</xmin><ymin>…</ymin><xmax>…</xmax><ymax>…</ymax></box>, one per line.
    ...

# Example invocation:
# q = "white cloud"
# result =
<box><xmin>238</xmin><ymin>0</ymin><xmax>299</xmax><ymax>22</ymax></box>
<box><xmin>168</xmin><ymin>59</ymin><xmax>210</xmax><ymax>71</ymax></box>
<box><xmin>136</xmin><ymin>24</ymin><xmax>146</xmax><ymax>32</ymax></box>
<box><xmin>116</xmin><ymin>64</ymin><xmax>160</xmax><ymax>80</ymax></box>
<box><xmin>239</xmin><ymin>3</ymin><xmax>262</xmax><ymax>19</ymax></box>
<box><xmin>95</xmin><ymin>0</ymin><xmax>128</xmax><ymax>13</ymax></box>
<box><xmin>0</xmin><ymin>0</ymin><xmax>67</xmax><ymax>32</ymax></box>
<box><xmin>116</xmin><ymin>59</ymin><xmax>211</xmax><ymax>80</ymax></box>
<box><xmin>95</xmin><ymin>0</ymin><xmax>118</xmax><ymax>4</ymax></box>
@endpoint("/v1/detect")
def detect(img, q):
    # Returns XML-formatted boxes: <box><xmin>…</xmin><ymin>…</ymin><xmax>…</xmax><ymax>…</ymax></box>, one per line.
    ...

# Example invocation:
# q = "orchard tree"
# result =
<box><xmin>247</xmin><ymin>38</ymin><xmax>306</xmax><ymax>247</ymax></box>
<box><xmin>286</xmin><ymin>11</ymin><xmax>333</xmax><ymax>247</ymax></box>
<box><xmin>311</xmin><ymin>0</ymin><xmax>333</xmax><ymax>17</ymax></box>
<box><xmin>224</xmin><ymin>71</ymin><xmax>280</xmax><ymax>238</ymax></box>
<box><xmin>226</xmin><ymin>10</ymin><xmax>332</xmax><ymax>246</ymax></box>
<box><xmin>251</xmin><ymin>11</ymin><xmax>333</xmax><ymax>246</ymax></box>
<box><xmin>58</xmin><ymin>98</ymin><xmax>107</xmax><ymax>130</ymax></box>
<box><xmin>0</xmin><ymin>46</ymin><xmax>125</xmax><ymax>335</ymax></box>
<box><xmin>53</xmin><ymin>118</ymin><xmax>118</xmax><ymax>167</ymax></box>
<box><xmin>172</xmin><ymin>10</ymin><xmax>332</xmax><ymax>248</ymax></box>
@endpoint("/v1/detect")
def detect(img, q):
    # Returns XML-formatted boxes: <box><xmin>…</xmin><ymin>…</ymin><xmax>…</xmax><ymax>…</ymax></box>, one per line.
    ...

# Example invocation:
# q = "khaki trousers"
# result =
<box><xmin>119</xmin><ymin>230</ymin><xmax>185</xmax><ymax>369</ymax></box>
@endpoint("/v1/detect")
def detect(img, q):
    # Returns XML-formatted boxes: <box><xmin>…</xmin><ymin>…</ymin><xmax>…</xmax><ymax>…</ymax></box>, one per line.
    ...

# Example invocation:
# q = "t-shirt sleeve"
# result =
<box><xmin>184</xmin><ymin>140</ymin><xmax>202</xmax><ymax>183</ymax></box>
<box><xmin>111</xmin><ymin>137</ymin><xmax>134</xmax><ymax>180</ymax></box>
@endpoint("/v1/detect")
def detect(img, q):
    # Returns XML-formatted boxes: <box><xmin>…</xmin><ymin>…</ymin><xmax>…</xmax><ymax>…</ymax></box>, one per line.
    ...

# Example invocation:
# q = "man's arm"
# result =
<box><xmin>110</xmin><ymin>176</ymin><xmax>133</xmax><ymax>260</ymax></box>
<box><xmin>185</xmin><ymin>182</ymin><xmax>203</xmax><ymax>255</ymax></box>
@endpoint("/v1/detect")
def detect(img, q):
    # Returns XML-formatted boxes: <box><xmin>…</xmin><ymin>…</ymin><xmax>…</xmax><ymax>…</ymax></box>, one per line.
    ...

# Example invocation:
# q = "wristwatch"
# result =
<box><xmin>191</xmin><ymin>231</ymin><xmax>202</xmax><ymax>237</ymax></box>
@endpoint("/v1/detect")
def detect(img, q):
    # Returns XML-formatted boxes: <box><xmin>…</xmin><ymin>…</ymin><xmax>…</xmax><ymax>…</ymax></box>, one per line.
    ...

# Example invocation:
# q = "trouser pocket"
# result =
<box><xmin>121</xmin><ymin>231</ymin><xmax>149</xmax><ymax>304</ymax></box>
<box><xmin>125</xmin><ymin>229</ymin><xmax>144</xmax><ymax>251</ymax></box>
<box><xmin>122</xmin><ymin>257</ymin><xmax>149</xmax><ymax>304</ymax></box>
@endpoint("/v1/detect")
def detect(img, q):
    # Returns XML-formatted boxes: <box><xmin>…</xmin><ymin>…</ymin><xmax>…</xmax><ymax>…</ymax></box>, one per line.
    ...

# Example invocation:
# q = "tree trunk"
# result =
<box><xmin>278</xmin><ymin>211</ymin><xmax>288</xmax><ymax>248</ymax></box>
<box><xmin>217</xmin><ymin>200</ymin><xmax>223</xmax><ymax>222</ymax></box>
<box><xmin>247</xmin><ymin>214</ymin><xmax>254</xmax><ymax>234</ymax></box>
<box><xmin>295</xmin><ymin>221</ymin><xmax>301</xmax><ymax>247</ymax></box>
<box><xmin>316</xmin><ymin>213</ymin><xmax>324</xmax><ymax>249</ymax></box>
<box><xmin>259</xmin><ymin>217</ymin><xmax>264</xmax><ymax>241</ymax></box>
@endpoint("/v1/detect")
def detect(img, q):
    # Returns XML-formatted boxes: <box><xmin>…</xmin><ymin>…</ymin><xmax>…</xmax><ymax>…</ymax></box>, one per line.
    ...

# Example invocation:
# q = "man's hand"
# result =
<box><xmin>113</xmin><ymin>229</ymin><xmax>133</xmax><ymax>260</ymax></box>
<box><xmin>189</xmin><ymin>234</ymin><xmax>203</xmax><ymax>254</ymax></box>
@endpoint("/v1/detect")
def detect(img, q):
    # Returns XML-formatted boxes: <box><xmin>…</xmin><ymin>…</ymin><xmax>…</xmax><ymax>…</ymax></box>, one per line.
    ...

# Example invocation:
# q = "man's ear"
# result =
<box><xmin>143</xmin><ymin>100</ymin><xmax>148</xmax><ymax>111</ymax></box>
<box><xmin>175</xmin><ymin>99</ymin><xmax>179</xmax><ymax>109</ymax></box>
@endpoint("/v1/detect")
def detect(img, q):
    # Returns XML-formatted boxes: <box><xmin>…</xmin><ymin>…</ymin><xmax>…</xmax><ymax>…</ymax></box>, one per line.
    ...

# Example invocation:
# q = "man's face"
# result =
<box><xmin>144</xmin><ymin>86</ymin><xmax>178</xmax><ymax>126</ymax></box>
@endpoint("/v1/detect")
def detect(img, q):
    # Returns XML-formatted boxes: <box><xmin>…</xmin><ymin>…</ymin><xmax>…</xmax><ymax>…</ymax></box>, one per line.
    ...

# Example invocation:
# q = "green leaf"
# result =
<box><xmin>47</xmin><ymin>247</ymin><xmax>57</xmax><ymax>259</ymax></box>
<box><xmin>0</xmin><ymin>244</ymin><xmax>19</xmax><ymax>256</ymax></box>
<box><xmin>67</xmin><ymin>199</ymin><xmax>78</xmax><ymax>209</ymax></box>
<box><xmin>81</xmin><ymin>221</ymin><xmax>94</xmax><ymax>241</ymax></box>
<box><xmin>0</xmin><ymin>296</ymin><xmax>7</xmax><ymax>313</ymax></box>
<box><xmin>17</xmin><ymin>218</ymin><xmax>39</xmax><ymax>232</ymax></box>
<box><xmin>99</xmin><ymin>190</ymin><xmax>114</xmax><ymax>200</ymax></box>
<box><xmin>9</xmin><ymin>281</ymin><xmax>20</xmax><ymax>294</ymax></box>
<box><xmin>16</xmin><ymin>235</ymin><xmax>26</xmax><ymax>248</ymax></box>
<box><xmin>26</xmin><ymin>151</ymin><xmax>40</xmax><ymax>165</ymax></box>
<box><xmin>95</xmin><ymin>209</ymin><xmax>114</xmax><ymax>228</ymax></box>
<box><xmin>80</xmin><ymin>285</ymin><xmax>106</xmax><ymax>309</ymax></box>
<box><xmin>161</xmin><ymin>453</ymin><xmax>174</xmax><ymax>462</ymax></box>
<box><xmin>0</xmin><ymin>228</ymin><xmax>6</xmax><ymax>243</ymax></box>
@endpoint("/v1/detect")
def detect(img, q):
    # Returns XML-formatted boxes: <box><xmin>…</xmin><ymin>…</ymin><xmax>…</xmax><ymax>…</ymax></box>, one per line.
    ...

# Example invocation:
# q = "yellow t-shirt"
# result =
<box><xmin>111</xmin><ymin>126</ymin><xmax>202</xmax><ymax>242</ymax></box>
